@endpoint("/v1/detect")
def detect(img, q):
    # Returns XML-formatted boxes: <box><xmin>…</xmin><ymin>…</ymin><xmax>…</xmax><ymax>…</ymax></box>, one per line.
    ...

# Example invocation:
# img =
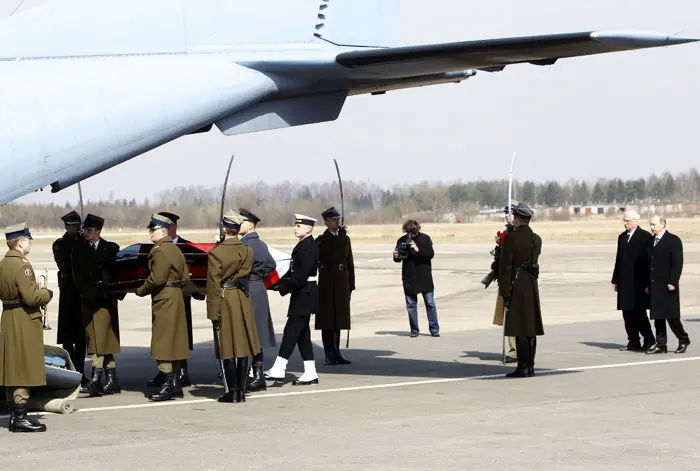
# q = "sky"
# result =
<box><xmin>2</xmin><ymin>0</ymin><xmax>699</xmax><ymax>205</ymax></box>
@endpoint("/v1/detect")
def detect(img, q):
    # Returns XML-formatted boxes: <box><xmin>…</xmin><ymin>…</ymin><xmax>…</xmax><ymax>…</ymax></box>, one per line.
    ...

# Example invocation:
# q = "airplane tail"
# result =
<box><xmin>313</xmin><ymin>0</ymin><xmax>400</xmax><ymax>48</ymax></box>
<box><xmin>0</xmin><ymin>0</ymin><xmax>399</xmax><ymax>59</ymax></box>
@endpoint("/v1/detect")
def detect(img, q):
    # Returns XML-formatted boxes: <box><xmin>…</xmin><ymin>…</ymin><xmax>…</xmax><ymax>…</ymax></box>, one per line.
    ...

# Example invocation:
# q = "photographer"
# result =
<box><xmin>393</xmin><ymin>220</ymin><xmax>440</xmax><ymax>337</ymax></box>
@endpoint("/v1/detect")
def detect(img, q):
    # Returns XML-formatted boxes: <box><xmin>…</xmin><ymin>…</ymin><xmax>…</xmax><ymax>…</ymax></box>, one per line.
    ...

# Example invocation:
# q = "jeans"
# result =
<box><xmin>406</xmin><ymin>291</ymin><xmax>439</xmax><ymax>333</ymax></box>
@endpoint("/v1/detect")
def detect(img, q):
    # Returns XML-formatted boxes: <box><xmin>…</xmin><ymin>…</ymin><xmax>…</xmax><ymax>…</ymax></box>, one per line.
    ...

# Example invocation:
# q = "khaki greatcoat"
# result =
<box><xmin>0</xmin><ymin>250</ymin><xmax>53</xmax><ymax>387</ymax></box>
<box><xmin>135</xmin><ymin>236</ymin><xmax>191</xmax><ymax>361</ymax></box>
<box><xmin>206</xmin><ymin>238</ymin><xmax>260</xmax><ymax>359</ymax></box>
<box><xmin>72</xmin><ymin>238</ymin><xmax>121</xmax><ymax>355</ymax></box>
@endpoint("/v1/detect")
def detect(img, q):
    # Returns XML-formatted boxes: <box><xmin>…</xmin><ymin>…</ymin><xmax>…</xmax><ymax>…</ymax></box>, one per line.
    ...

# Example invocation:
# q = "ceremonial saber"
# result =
<box><xmin>77</xmin><ymin>182</ymin><xmax>84</xmax><ymax>220</ymax></box>
<box><xmin>214</xmin><ymin>153</ymin><xmax>235</xmax><ymax>391</ymax></box>
<box><xmin>502</xmin><ymin>152</ymin><xmax>516</xmax><ymax>365</ymax></box>
<box><xmin>333</xmin><ymin>158</ymin><xmax>350</xmax><ymax>349</ymax></box>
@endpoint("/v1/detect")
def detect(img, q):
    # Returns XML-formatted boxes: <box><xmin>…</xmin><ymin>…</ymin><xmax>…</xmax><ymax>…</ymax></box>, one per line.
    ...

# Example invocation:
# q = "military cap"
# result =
<box><xmin>239</xmin><ymin>208</ymin><xmax>261</xmax><ymax>225</ymax></box>
<box><xmin>147</xmin><ymin>213</ymin><xmax>173</xmax><ymax>229</ymax></box>
<box><xmin>322</xmin><ymin>206</ymin><xmax>341</xmax><ymax>220</ymax></box>
<box><xmin>294</xmin><ymin>214</ymin><xmax>317</xmax><ymax>226</ymax></box>
<box><xmin>82</xmin><ymin>213</ymin><xmax>105</xmax><ymax>229</ymax></box>
<box><xmin>4</xmin><ymin>222</ymin><xmax>32</xmax><ymax>241</ymax></box>
<box><xmin>503</xmin><ymin>200</ymin><xmax>520</xmax><ymax>214</ymax></box>
<box><xmin>513</xmin><ymin>202</ymin><xmax>534</xmax><ymax>219</ymax></box>
<box><xmin>221</xmin><ymin>210</ymin><xmax>244</xmax><ymax>230</ymax></box>
<box><xmin>60</xmin><ymin>210</ymin><xmax>82</xmax><ymax>225</ymax></box>
<box><xmin>158</xmin><ymin>211</ymin><xmax>179</xmax><ymax>223</ymax></box>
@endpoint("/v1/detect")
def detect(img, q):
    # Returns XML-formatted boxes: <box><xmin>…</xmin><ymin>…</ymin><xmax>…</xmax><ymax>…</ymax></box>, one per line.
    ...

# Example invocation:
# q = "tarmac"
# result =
<box><xmin>0</xmin><ymin>239</ymin><xmax>699</xmax><ymax>470</ymax></box>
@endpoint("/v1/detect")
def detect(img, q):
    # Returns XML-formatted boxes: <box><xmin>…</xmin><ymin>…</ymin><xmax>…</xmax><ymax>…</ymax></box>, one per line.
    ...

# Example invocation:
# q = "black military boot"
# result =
<box><xmin>148</xmin><ymin>365</ymin><xmax>184</xmax><ymax>402</ymax></box>
<box><xmin>528</xmin><ymin>337</ymin><xmax>537</xmax><ymax>377</ymax></box>
<box><xmin>148</xmin><ymin>371</ymin><xmax>166</xmax><ymax>388</ymax></box>
<box><xmin>9</xmin><ymin>403</ymin><xmax>47</xmax><ymax>433</ymax></box>
<box><xmin>103</xmin><ymin>368</ymin><xmax>121</xmax><ymax>395</ymax></box>
<box><xmin>247</xmin><ymin>362</ymin><xmax>267</xmax><ymax>393</ymax></box>
<box><xmin>80</xmin><ymin>367</ymin><xmax>95</xmax><ymax>393</ymax></box>
<box><xmin>84</xmin><ymin>368</ymin><xmax>105</xmax><ymax>397</ymax></box>
<box><xmin>506</xmin><ymin>337</ymin><xmax>530</xmax><ymax>378</ymax></box>
<box><xmin>333</xmin><ymin>330</ymin><xmax>352</xmax><ymax>365</ymax></box>
<box><xmin>322</xmin><ymin>331</ymin><xmax>338</xmax><ymax>365</ymax></box>
<box><xmin>217</xmin><ymin>359</ymin><xmax>238</xmax><ymax>403</ymax></box>
<box><xmin>179</xmin><ymin>359</ymin><xmax>192</xmax><ymax>387</ymax></box>
<box><xmin>235</xmin><ymin>357</ymin><xmax>249</xmax><ymax>403</ymax></box>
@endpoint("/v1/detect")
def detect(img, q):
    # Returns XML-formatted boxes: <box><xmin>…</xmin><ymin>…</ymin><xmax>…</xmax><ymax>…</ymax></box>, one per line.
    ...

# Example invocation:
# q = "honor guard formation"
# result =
<box><xmin>0</xmin><ymin>201</ymin><xmax>690</xmax><ymax>433</ymax></box>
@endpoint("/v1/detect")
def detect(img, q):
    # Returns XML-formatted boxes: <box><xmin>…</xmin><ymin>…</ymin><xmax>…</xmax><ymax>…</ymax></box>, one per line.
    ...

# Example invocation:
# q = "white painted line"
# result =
<box><xmin>367</xmin><ymin>258</ymin><xmax>390</xmax><ymax>262</ymax></box>
<box><xmin>51</xmin><ymin>355</ymin><xmax>700</xmax><ymax>415</ymax></box>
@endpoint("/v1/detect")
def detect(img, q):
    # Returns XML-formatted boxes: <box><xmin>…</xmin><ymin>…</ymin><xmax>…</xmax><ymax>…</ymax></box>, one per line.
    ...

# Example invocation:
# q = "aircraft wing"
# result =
<box><xmin>335</xmin><ymin>31</ymin><xmax>698</xmax><ymax>78</ymax></box>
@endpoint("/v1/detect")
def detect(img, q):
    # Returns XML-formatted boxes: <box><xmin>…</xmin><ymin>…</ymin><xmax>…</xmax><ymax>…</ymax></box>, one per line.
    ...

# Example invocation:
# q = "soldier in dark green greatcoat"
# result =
<box><xmin>497</xmin><ymin>202</ymin><xmax>544</xmax><ymax>378</ymax></box>
<box><xmin>315</xmin><ymin>206</ymin><xmax>355</xmax><ymax>365</ymax></box>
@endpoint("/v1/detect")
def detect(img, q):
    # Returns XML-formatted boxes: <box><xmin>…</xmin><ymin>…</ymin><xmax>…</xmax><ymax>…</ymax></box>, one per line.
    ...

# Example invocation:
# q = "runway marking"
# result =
<box><xmin>367</xmin><ymin>258</ymin><xmax>390</xmax><ymax>262</ymax></box>
<box><xmin>37</xmin><ymin>355</ymin><xmax>700</xmax><ymax>416</ymax></box>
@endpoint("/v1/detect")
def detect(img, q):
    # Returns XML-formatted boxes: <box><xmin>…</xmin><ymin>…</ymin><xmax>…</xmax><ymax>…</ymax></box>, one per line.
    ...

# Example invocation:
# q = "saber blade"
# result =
<box><xmin>218</xmin><ymin>153</ymin><xmax>235</xmax><ymax>242</ymax></box>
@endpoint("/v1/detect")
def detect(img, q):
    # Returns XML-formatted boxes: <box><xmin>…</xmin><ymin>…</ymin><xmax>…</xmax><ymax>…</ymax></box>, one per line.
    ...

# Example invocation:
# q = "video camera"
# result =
<box><xmin>395</xmin><ymin>233</ymin><xmax>412</xmax><ymax>260</ymax></box>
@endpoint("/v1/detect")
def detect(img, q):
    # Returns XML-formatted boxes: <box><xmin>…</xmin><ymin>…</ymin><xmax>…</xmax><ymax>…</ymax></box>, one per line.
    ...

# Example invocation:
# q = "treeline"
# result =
<box><xmin>2</xmin><ymin>169</ymin><xmax>699</xmax><ymax>229</ymax></box>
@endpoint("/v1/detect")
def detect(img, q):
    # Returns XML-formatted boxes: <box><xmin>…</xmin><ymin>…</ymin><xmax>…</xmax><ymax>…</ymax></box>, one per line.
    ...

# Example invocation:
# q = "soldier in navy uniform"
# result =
<box><xmin>315</xmin><ymin>206</ymin><xmax>355</xmax><ymax>365</ymax></box>
<box><xmin>238</xmin><ymin>208</ymin><xmax>277</xmax><ymax>392</ymax></box>
<box><xmin>52</xmin><ymin>210</ymin><xmax>89</xmax><ymax>384</ymax></box>
<box><xmin>147</xmin><ymin>211</ymin><xmax>203</xmax><ymax>388</ymax></box>
<box><xmin>264</xmin><ymin>214</ymin><xmax>319</xmax><ymax>386</ymax></box>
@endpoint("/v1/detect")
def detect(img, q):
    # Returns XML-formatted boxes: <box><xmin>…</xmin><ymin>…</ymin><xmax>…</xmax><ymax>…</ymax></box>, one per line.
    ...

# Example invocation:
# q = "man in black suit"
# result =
<box><xmin>146</xmin><ymin>211</ymin><xmax>204</xmax><ymax>387</ymax></box>
<box><xmin>611</xmin><ymin>210</ymin><xmax>655</xmax><ymax>351</ymax></box>
<box><xmin>646</xmin><ymin>215</ymin><xmax>690</xmax><ymax>354</ymax></box>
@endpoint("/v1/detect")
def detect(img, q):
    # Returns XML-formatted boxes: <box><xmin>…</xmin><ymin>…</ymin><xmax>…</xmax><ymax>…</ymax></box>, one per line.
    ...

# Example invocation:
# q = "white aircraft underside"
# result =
<box><xmin>0</xmin><ymin>0</ymin><xmax>696</xmax><ymax>205</ymax></box>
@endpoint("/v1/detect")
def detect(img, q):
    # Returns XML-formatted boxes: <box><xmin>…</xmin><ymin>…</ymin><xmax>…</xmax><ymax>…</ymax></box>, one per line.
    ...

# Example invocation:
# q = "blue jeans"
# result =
<box><xmin>406</xmin><ymin>291</ymin><xmax>439</xmax><ymax>334</ymax></box>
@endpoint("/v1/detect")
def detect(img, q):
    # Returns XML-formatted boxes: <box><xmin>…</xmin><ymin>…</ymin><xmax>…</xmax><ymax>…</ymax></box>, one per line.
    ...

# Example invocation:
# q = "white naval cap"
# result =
<box><xmin>294</xmin><ymin>214</ymin><xmax>317</xmax><ymax>226</ymax></box>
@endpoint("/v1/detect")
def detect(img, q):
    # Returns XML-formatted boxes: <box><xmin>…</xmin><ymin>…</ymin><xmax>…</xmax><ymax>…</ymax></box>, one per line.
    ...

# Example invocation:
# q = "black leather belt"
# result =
<box><xmin>320</xmin><ymin>263</ymin><xmax>345</xmax><ymax>270</ymax></box>
<box><xmin>165</xmin><ymin>281</ymin><xmax>186</xmax><ymax>288</ymax></box>
<box><xmin>222</xmin><ymin>280</ymin><xmax>242</xmax><ymax>289</ymax></box>
<box><xmin>248</xmin><ymin>275</ymin><xmax>263</xmax><ymax>282</ymax></box>
<box><xmin>2</xmin><ymin>302</ymin><xmax>22</xmax><ymax>310</ymax></box>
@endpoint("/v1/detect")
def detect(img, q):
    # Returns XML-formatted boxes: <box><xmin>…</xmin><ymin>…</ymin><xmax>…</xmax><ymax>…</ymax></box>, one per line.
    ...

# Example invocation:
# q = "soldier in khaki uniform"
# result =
<box><xmin>206</xmin><ymin>211</ymin><xmax>261</xmax><ymax>403</ymax></box>
<box><xmin>0</xmin><ymin>222</ymin><xmax>54</xmax><ymax>433</ymax></box>
<box><xmin>72</xmin><ymin>214</ymin><xmax>122</xmax><ymax>397</ymax></box>
<box><xmin>136</xmin><ymin>213</ymin><xmax>191</xmax><ymax>402</ymax></box>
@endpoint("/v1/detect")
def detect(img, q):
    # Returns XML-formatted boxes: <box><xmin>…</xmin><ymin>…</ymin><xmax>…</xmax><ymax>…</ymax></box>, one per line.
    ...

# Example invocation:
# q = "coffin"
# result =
<box><xmin>103</xmin><ymin>242</ymin><xmax>291</xmax><ymax>295</ymax></box>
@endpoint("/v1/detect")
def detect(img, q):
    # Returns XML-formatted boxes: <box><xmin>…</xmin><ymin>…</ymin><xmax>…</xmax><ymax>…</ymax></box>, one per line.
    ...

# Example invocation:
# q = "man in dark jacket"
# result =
<box><xmin>611</xmin><ymin>209</ymin><xmax>655</xmax><ymax>351</ymax></box>
<box><xmin>393</xmin><ymin>220</ymin><xmax>439</xmax><ymax>337</ymax></box>
<box><xmin>52</xmin><ymin>210</ymin><xmax>88</xmax><ymax>384</ymax></box>
<box><xmin>645</xmin><ymin>215</ymin><xmax>690</xmax><ymax>354</ymax></box>
<box><xmin>239</xmin><ymin>207</ymin><xmax>277</xmax><ymax>392</ymax></box>
<box><xmin>315</xmin><ymin>206</ymin><xmax>355</xmax><ymax>365</ymax></box>
<box><xmin>498</xmin><ymin>202</ymin><xmax>543</xmax><ymax>378</ymax></box>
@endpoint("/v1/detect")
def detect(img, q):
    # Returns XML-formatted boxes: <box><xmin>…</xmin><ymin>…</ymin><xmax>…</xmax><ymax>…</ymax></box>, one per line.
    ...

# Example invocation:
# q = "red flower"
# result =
<box><xmin>496</xmin><ymin>230</ymin><xmax>507</xmax><ymax>246</ymax></box>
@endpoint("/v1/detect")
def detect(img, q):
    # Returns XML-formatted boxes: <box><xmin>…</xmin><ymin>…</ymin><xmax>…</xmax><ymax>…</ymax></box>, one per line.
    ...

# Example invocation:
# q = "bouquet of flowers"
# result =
<box><xmin>481</xmin><ymin>225</ymin><xmax>511</xmax><ymax>288</ymax></box>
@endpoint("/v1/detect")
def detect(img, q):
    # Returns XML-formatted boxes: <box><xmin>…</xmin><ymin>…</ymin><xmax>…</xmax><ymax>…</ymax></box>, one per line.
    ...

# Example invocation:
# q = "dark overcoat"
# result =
<box><xmin>53</xmin><ymin>233</ymin><xmax>85</xmax><ymax>344</ymax></box>
<box><xmin>498</xmin><ymin>225</ymin><xmax>544</xmax><ymax>337</ymax></box>
<box><xmin>241</xmin><ymin>231</ymin><xmax>277</xmax><ymax>349</ymax></box>
<box><xmin>393</xmin><ymin>232</ymin><xmax>435</xmax><ymax>296</ymax></box>
<box><xmin>0</xmin><ymin>250</ymin><xmax>53</xmax><ymax>387</ymax></box>
<box><xmin>611</xmin><ymin>227</ymin><xmax>653</xmax><ymax>311</ymax></box>
<box><xmin>315</xmin><ymin>228</ymin><xmax>355</xmax><ymax>330</ymax></box>
<box><xmin>278</xmin><ymin>235</ymin><xmax>318</xmax><ymax>317</ymax></box>
<box><xmin>173</xmin><ymin>235</ymin><xmax>205</xmax><ymax>351</ymax></box>
<box><xmin>72</xmin><ymin>237</ymin><xmax>121</xmax><ymax>355</ymax></box>
<box><xmin>206</xmin><ymin>238</ymin><xmax>261</xmax><ymax>359</ymax></box>
<box><xmin>647</xmin><ymin>231</ymin><xmax>683</xmax><ymax>320</ymax></box>
<box><xmin>135</xmin><ymin>236</ymin><xmax>191</xmax><ymax>361</ymax></box>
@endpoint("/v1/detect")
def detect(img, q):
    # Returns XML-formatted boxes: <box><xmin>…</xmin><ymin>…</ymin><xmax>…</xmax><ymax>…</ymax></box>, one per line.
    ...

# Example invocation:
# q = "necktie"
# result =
<box><xmin>654</xmin><ymin>237</ymin><xmax>659</xmax><ymax>247</ymax></box>
<box><xmin>92</xmin><ymin>243</ymin><xmax>97</xmax><ymax>251</ymax></box>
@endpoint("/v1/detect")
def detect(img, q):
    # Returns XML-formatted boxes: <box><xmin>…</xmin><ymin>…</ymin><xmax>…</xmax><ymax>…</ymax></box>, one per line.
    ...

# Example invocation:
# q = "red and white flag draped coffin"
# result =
<box><xmin>103</xmin><ymin>242</ymin><xmax>291</xmax><ymax>294</ymax></box>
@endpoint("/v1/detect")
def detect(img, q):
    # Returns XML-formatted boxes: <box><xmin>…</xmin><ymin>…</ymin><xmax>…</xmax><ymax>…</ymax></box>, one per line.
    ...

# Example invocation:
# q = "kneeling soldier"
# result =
<box><xmin>136</xmin><ymin>213</ymin><xmax>191</xmax><ymax>401</ymax></box>
<box><xmin>0</xmin><ymin>223</ymin><xmax>54</xmax><ymax>432</ymax></box>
